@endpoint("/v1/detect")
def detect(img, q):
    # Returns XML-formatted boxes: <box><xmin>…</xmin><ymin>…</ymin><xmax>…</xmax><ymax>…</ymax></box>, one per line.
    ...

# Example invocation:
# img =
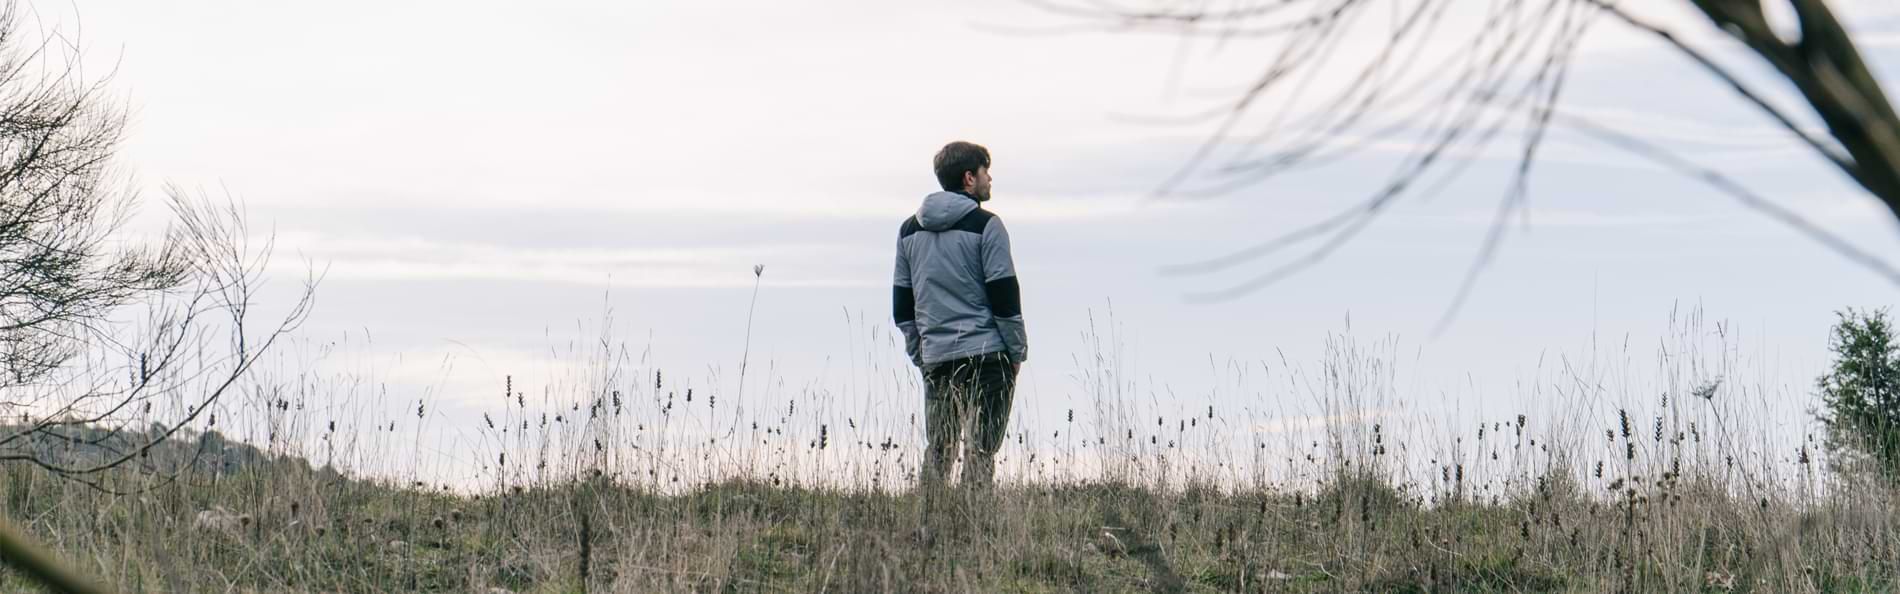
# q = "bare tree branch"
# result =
<box><xmin>1587</xmin><ymin>1</ymin><xmax>1863</xmax><ymax>194</ymax></box>
<box><xmin>1035</xmin><ymin>0</ymin><xmax>1900</xmax><ymax>306</ymax></box>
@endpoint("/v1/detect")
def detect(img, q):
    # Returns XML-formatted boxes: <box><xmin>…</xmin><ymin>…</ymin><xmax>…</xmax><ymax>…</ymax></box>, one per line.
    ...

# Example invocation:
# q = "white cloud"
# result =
<box><xmin>271</xmin><ymin>231</ymin><xmax>878</xmax><ymax>287</ymax></box>
<box><xmin>1250</xmin><ymin>409</ymin><xmax>1398</xmax><ymax>436</ymax></box>
<box><xmin>1396</xmin><ymin>208</ymin><xmax>1738</xmax><ymax>230</ymax></box>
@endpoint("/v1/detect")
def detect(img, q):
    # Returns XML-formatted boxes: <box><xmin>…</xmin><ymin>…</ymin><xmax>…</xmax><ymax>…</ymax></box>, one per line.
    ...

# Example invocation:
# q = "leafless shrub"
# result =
<box><xmin>0</xmin><ymin>0</ymin><xmax>314</xmax><ymax>489</ymax></box>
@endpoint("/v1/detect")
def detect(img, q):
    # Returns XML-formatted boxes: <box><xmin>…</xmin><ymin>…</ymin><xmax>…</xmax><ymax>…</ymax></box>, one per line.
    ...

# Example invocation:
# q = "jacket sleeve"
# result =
<box><xmin>893</xmin><ymin>235</ymin><xmax>923</xmax><ymax>368</ymax></box>
<box><xmin>980</xmin><ymin>217</ymin><xmax>1027</xmax><ymax>364</ymax></box>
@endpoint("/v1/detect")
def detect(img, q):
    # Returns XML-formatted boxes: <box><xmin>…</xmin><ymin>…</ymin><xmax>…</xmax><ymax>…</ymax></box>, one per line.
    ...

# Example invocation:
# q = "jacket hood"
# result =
<box><xmin>915</xmin><ymin>191</ymin><xmax>980</xmax><ymax>231</ymax></box>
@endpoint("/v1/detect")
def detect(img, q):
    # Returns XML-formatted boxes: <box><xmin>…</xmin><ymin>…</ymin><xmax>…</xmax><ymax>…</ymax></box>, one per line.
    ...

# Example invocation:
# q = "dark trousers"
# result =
<box><xmin>920</xmin><ymin>353</ymin><xmax>1017</xmax><ymax>488</ymax></box>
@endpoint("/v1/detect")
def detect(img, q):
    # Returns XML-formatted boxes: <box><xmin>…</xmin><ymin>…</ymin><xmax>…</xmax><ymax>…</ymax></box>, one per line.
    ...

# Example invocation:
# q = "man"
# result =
<box><xmin>893</xmin><ymin>140</ymin><xmax>1028</xmax><ymax>489</ymax></box>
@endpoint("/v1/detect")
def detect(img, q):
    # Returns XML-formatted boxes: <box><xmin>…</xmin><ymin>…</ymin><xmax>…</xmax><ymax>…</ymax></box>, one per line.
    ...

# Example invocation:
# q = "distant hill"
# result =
<box><xmin>0</xmin><ymin>422</ymin><xmax>342</xmax><ymax>481</ymax></box>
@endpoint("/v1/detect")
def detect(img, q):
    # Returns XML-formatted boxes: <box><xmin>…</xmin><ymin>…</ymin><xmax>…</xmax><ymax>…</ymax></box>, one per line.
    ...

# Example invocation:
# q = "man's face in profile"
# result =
<box><xmin>967</xmin><ymin>166</ymin><xmax>992</xmax><ymax>202</ymax></box>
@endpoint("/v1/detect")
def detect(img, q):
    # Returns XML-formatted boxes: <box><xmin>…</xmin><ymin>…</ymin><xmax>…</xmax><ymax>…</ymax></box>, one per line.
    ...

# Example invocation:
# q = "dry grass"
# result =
<box><xmin>0</xmin><ymin>309</ymin><xmax>1892</xmax><ymax>593</ymax></box>
<box><xmin>7</xmin><ymin>458</ymin><xmax>1896</xmax><ymax>593</ymax></box>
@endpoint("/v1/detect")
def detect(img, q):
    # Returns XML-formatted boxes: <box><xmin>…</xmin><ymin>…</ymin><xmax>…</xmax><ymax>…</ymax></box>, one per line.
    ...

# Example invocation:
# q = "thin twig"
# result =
<box><xmin>1557</xmin><ymin>110</ymin><xmax>1900</xmax><ymax>285</ymax></box>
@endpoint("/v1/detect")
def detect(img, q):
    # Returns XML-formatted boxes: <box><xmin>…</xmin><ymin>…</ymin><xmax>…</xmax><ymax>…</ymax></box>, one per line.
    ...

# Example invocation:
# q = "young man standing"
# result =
<box><xmin>893</xmin><ymin>141</ymin><xmax>1028</xmax><ymax>489</ymax></box>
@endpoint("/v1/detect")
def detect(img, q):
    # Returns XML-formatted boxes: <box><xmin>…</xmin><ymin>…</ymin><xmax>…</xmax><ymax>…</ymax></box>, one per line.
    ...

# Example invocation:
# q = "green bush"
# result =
<box><xmin>1818</xmin><ymin>307</ymin><xmax>1900</xmax><ymax>481</ymax></box>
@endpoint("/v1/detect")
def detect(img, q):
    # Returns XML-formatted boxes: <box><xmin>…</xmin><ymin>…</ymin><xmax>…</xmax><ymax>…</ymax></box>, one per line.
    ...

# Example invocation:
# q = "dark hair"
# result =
<box><xmin>932</xmin><ymin>141</ymin><xmax>990</xmax><ymax>192</ymax></box>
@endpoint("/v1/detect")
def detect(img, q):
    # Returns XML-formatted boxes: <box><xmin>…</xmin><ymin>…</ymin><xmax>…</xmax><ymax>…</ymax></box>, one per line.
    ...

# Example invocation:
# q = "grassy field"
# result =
<box><xmin>4</xmin><ymin>447</ymin><xmax>1897</xmax><ymax>593</ymax></box>
<box><xmin>2</xmin><ymin>322</ymin><xmax>1894</xmax><ymax>593</ymax></box>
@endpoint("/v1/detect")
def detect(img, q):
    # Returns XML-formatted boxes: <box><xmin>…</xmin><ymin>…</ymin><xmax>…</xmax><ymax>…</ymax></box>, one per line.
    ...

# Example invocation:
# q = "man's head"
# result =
<box><xmin>933</xmin><ymin>141</ymin><xmax>992</xmax><ymax>202</ymax></box>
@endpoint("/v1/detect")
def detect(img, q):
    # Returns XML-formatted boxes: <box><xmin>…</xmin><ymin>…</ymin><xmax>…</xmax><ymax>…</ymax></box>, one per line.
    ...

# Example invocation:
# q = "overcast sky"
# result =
<box><xmin>38</xmin><ymin>1</ymin><xmax>1900</xmax><ymax>482</ymax></box>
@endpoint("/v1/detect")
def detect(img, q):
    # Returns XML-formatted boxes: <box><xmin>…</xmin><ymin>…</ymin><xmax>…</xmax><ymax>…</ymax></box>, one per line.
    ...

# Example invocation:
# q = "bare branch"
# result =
<box><xmin>1032</xmin><ymin>0</ymin><xmax>1900</xmax><ymax>307</ymax></box>
<box><xmin>1555</xmin><ymin>110</ymin><xmax>1900</xmax><ymax>285</ymax></box>
<box><xmin>1587</xmin><ymin>1</ymin><xmax>1863</xmax><ymax>192</ymax></box>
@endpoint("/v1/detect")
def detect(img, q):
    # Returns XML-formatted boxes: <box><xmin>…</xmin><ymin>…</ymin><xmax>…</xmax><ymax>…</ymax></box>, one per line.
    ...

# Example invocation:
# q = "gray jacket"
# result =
<box><xmin>893</xmin><ymin>191</ymin><xmax>1027</xmax><ymax>367</ymax></box>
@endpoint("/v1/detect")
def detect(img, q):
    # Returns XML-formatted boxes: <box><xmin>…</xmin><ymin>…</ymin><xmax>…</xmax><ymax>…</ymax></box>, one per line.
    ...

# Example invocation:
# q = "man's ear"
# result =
<box><xmin>962</xmin><ymin>170</ymin><xmax>977</xmax><ymax>192</ymax></box>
